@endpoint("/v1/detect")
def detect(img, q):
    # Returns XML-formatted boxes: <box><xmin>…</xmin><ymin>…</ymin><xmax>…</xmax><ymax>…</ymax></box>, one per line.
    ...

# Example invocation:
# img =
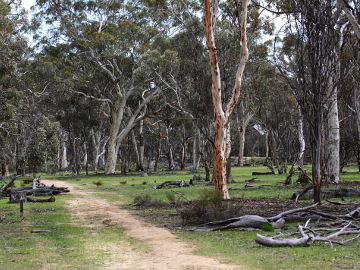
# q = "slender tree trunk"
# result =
<box><xmin>192</xmin><ymin>128</ymin><xmax>198</xmax><ymax>170</ymax></box>
<box><xmin>236</xmin><ymin>112</ymin><xmax>252</xmax><ymax>166</ymax></box>
<box><xmin>1</xmin><ymin>163</ymin><xmax>9</xmax><ymax>177</ymax></box>
<box><xmin>202</xmin><ymin>144</ymin><xmax>211</xmax><ymax>181</ymax></box>
<box><xmin>225</xmin><ymin>125</ymin><xmax>233</xmax><ymax>183</ymax></box>
<box><xmin>71</xmin><ymin>135</ymin><xmax>80</xmax><ymax>176</ymax></box>
<box><xmin>180</xmin><ymin>124</ymin><xmax>188</xmax><ymax>170</ymax></box>
<box><xmin>154</xmin><ymin>127</ymin><xmax>161</xmax><ymax>172</ymax></box>
<box><xmin>131</xmin><ymin>130</ymin><xmax>140</xmax><ymax>170</ymax></box>
<box><xmin>237</xmin><ymin>124</ymin><xmax>246</xmax><ymax>167</ymax></box>
<box><xmin>311</xmin><ymin>103</ymin><xmax>323</xmax><ymax>203</ymax></box>
<box><xmin>91</xmin><ymin>130</ymin><xmax>108</xmax><ymax>172</ymax></box>
<box><xmin>353</xmin><ymin>87</ymin><xmax>360</xmax><ymax>172</ymax></box>
<box><xmin>325</xmin><ymin>77</ymin><xmax>340</xmax><ymax>183</ymax></box>
<box><xmin>165</xmin><ymin>128</ymin><xmax>174</xmax><ymax>170</ymax></box>
<box><xmin>82</xmin><ymin>142</ymin><xmax>88</xmax><ymax>167</ymax></box>
<box><xmin>138</xmin><ymin>120</ymin><xmax>145</xmax><ymax>171</ymax></box>
<box><xmin>196</xmin><ymin>130</ymin><xmax>202</xmax><ymax>170</ymax></box>
<box><xmin>265</xmin><ymin>132</ymin><xmax>269</xmax><ymax>159</ymax></box>
<box><xmin>59</xmin><ymin>140</ymin><xmax>68</xmax><ymax>169</ymax></box>
<box><xmin>297</xmin><ymin>107</ymin><xmax>305</xmax><ymax>168</ymax></box>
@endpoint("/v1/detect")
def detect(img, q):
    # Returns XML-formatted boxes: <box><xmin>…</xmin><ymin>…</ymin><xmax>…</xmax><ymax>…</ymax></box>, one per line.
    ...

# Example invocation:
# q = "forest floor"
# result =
<box><xmin>41</xmin><ymin>180</ymin><xmax>242</xmax><ymax>270</ymax></box>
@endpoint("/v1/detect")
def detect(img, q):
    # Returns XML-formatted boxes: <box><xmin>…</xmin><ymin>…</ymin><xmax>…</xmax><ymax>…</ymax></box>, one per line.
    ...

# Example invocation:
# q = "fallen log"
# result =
<box><xmin>0</xmin><ymin>176</ymin><xmax>17</xmax><ymax>197</ymax></box>
<box><xmin>244</xmin><ymin>177</ymin><xmax>259</xmax><ymax>183</ymax></box>
<box><xmin>8</xmin><ymin>181</ymin><xmax>68</xmax><ymax>203</ymax></box>
<box><xmin>244</xmin><ymin>184</ymin><xmax>272</xmax><ymax>189</ymax></box>
<box><xmin>12</xmin><ymin>187</ymin><xmax>69</xmax><ymax>196</ymax></box>
<box><xmin>27</xmin><ymin>196</ymin><xmax>55</xmax><ymax>203</ymax></box>
<box><xmin>252</xmin><ymin>172</ymin><xmax>275</xmax><ymax>176</ymax></box>
<box><xmin>256</xmin><ymin>229</ymin><xmax>311</xmax><ymax>247</ymax></box>
<box><xmin>190</xmin><ymin>204</ymin><xmax>318</xmax><ymax>231</ymax></box>
<box><xmin>154</xmin><ymin>181</ymin><xmax>189</xmax><ymax>189</ymax></box>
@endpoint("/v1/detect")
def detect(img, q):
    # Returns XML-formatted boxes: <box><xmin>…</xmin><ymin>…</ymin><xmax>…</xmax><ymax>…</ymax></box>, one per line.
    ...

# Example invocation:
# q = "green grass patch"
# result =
<box><xmin>24</xmin><ymin>165</ymin><xmax>360</xmax><ymax>269</ymax></box>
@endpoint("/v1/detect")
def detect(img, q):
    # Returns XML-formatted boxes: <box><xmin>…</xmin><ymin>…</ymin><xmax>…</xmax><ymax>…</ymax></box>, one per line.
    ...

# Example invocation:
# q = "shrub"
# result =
<box><xmin>92</xmin><ymin>181</ymin><xmax>104</xmax><ymax>187</ymax></box>
<box><xmin>133</xmin><ymin>194</ymin><xmax>167</xmax><ymax>208</ymax></box>
<box><xmin>165</xmin><ymin>191</ymin><xmax>176</xmax><ymax>203</ymax></box>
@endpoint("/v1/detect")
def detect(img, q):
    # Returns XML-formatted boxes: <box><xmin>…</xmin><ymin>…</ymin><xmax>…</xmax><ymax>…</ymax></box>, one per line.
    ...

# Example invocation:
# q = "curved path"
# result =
<box><xmin>43</xmin><ymin>180</ymin><xmax>244</xmax><ymax>270</ymax></box>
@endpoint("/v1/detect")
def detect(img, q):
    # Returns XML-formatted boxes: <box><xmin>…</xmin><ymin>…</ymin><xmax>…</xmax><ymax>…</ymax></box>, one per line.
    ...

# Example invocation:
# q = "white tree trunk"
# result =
<box><xmin>325</xmin><ymin>60</ymin><xmax>340</xmax><ymax>184</ymax></box>
<box><xmin>131</xmin><ymin>129</ymin><xmax>140</xmax><ymax>170</ymax></box>
<box><xmin>237</xmin><ymin>124</ymin><xmax>246</xmax><ymax>167</ymax></box>
<box><xmin>105</xmin><ymin>101</ymin><xmax>125</xmax><ymax>175</ymax></box>
<box><xmin>265</xmin><ymin>132</ymin><xmax>269</xmax><ymax>159</ymax></box>
<box><xmin>82</xmin><ymin>142</ymin><xmax>88</xmax><ymax>167</ymax></box>
<box><xmin>237</xmin><ymin>113</ymin><xmax>252</xmax><ymax>167</ymax></box>
<box><xmin>105</xmin><ymin>118</ymin><xmax>120</xmax><ymax>174</ymax></box>
<box><xmin>60</xmin><ymin>141</ymin><xmax>68</xmax><ymax>169</ymax></box>
<box><xmin>354</xmin><ymin>88</ymin><xmax>360</xmax><ymax>157</ymax></box>
<box><xmin>138</xmin><ymin>120</ymin><xmax>144</xmax><ymax>171</ymax></box>
<box><xmin>91</xmin><ymin>130</ymin><xmax>108</xmax><ymax>172</ymax></box>
<box><xmin>104</xmin><ymin>86</ymin><xmax>161</xmax><ymax>175</ymax></box>
<box><xmin>180</xmin><ymin>124</ymin><xmax>187</xmax><ymax>170</ymax></box>
<box><xmin>165</xmin><ymin>128</ymin><xmax>175</xmax><ymax>170</ymax></box>
<box><xmin>298</xmin><ymin>107</ymin><xmax>306</xmax><ymax>168</ymax></box>
<box><xmin>192</xmin><ymin>128</ymin><xmax>199</xmax><ymax>170</ymax></box>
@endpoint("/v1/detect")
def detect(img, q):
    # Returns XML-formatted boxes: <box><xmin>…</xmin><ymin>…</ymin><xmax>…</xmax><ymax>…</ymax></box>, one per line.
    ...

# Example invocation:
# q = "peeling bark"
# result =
<box><xmin>203</xmin><ymin>0</ymin><xmax>249</xmax><ymax>199</ymax></box>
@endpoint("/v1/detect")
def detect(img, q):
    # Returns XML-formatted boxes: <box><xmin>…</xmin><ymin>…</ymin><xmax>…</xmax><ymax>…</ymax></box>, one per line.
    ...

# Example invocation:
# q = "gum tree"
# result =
<box><xmin>203</xmin><ymin>0</ymin><xmax>250</xmax><ymax>199</ymax></box>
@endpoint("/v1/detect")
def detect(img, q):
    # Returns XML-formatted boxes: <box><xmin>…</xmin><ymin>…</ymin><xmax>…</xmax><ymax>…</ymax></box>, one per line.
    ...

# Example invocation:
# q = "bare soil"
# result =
<box><xmin>43</xmin><ymin>180</ymin><xmax>244</xmax><ymax>270</ymax></box>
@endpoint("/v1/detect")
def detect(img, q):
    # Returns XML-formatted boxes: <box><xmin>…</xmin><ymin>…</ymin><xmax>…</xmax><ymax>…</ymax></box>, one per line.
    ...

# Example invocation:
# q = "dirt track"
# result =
<box><xmin>43</xmin><ymin>180</ymin><xmax>244</xmax><ymax>270</ymax></box>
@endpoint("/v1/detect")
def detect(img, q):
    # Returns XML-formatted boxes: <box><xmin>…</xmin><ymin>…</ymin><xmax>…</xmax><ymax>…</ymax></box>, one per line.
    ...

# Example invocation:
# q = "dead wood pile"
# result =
<box><xmin>1</xmin><ymin>177</ymin><xmax>69</xmax><ymax>203</ymax></box>
<box><xmin>190</xmin><ymin>202</ymin><xmax>360</xmax><ymax>247</ymax></box>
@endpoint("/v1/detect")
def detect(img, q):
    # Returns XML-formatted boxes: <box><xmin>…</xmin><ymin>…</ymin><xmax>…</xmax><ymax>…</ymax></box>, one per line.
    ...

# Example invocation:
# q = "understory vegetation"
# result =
<box><xmin>2</xmin><ymin>165</ymin><xmax>358</xmax><ymax>270</ymax></box>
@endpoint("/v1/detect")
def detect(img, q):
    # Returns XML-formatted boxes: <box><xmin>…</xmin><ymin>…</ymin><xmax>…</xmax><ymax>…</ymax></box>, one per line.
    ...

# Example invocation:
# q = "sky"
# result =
<box><xmin>22</xmin><ymin>0</ymin><xmax>35</xmax><ymax>11</ymax></box>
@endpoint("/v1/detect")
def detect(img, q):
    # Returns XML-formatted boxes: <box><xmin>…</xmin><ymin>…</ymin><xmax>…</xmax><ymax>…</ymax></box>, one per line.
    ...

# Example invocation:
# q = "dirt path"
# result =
<box><xmin>44</xmin><ymin>180</ymin><xmax>244</xmax><ymax>270</ymax></box>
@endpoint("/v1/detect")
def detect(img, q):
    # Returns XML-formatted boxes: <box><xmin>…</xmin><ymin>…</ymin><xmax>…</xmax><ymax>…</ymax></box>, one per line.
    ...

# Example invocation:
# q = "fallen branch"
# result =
<box><xmin>256</xmin><ymin>220</ymin><xmax>360</xmax><ymax>247</ymax></box>
<box><xmin>30</xmin><ymin>230</ymin><xmax>51</xmax><ymax>233</ymax></box>
<box><xmin>154</xmin><ymin>181</ymin><xmax>189</xmax><ymax>189</ymax></box>
<box><xmin>190</xmin><ymin>204</ymin><xmax>318</xmax><ymax>231</ymax></box>
<box><xmin>252</xmin><ymin>172</ymin><xmax>274</xmax><ymax>176</ymax></box>
<box><xmin>244</xmin><ymin>184</ymin><xmax>272</xmax><ymax>189</ymax></box>
<box><xmin>27</xmin><ymin>196</ymin><xmax>55</xmax><ymax>203</ymax></box>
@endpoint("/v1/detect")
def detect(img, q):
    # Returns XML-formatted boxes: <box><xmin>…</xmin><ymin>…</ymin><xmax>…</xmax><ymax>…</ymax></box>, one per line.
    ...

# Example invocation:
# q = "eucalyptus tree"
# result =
<box><xmin>274</xmin><ymin>0</ymin><xmax>346</xmax><ymax>201</ymax></box>
<box><xmin>203</xmin><ymin>0</ymin><xmax>250</xmax><ymax>199</ymax></box>
<box><xmin>32</xmin><ymin>0</ymin><xmax>173</xmax><ymax>174</ymax></box>
<box><xmin>0</xmin><ymin>0</ymin><xmax>29</xmax><ymax>175</ymax></box>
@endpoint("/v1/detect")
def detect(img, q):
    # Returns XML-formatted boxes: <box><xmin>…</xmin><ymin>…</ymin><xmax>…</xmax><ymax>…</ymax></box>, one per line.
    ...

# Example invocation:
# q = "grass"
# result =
<box><xmin>2</xmin><ymin>164</ymin><xmax>360</xmax><ymax>269</ymax></box>
<box><xmin>0</xmin><ymin>193</ymin><xmax>145</xmax><ymax>270</ymax></box>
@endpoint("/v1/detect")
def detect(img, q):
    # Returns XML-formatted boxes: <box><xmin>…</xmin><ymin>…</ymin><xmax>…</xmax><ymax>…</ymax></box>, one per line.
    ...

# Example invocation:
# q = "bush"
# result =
<box><xmin>133</xmin><ymin>194</ymin><xmax>167</xmax><ymax>208</ymax></box>
<box><xmin>179</xmin><ymin>189</ymin><xmax>225</xmax><ymax>225</ymax></box>
<box><xmin>92</xmin><ymin>181</ymin><xmax>104</xmax><ymax>187</ymax></box>
<box><xmin>165</xmin><ymin>191</ymin><xmax>176</xmax><ymax>203</ymax></box>
<box><xmin>178</xmin><ymin>189</ymin><xmax>243</xmax><ymax>225</ymax></box>
<box><xmin>133</xmin><ymin>194</ymin><xmax>152</xmax><ymax>206</ymax></box>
